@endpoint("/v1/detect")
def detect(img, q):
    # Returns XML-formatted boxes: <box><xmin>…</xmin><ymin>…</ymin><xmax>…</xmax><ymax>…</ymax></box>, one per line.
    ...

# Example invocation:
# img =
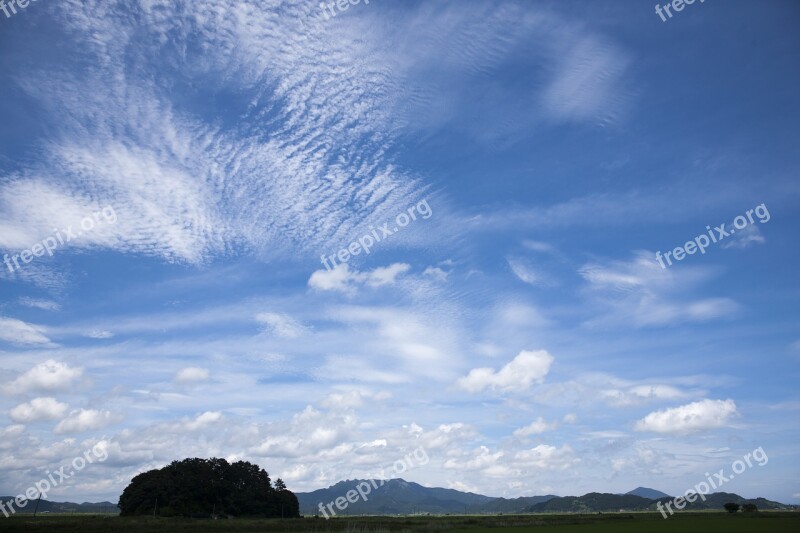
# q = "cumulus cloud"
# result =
<box><xmin>54</xmin><ymin>409</ymin><xmax>120</xmax><ymax>434</ymax></box>
<box><xmin>184</xmin><ymin>411</ymin><xmax>222</xmax><ymax>430</ymax></box>
<box><xmin>0</xmin><ymin>424</ymin><xmax>26</xmax><ymax>439</ymax></box>
<box><xmin>0</xmin><ymin>317</ymin><xmax>53</xmax><ymax>346</ymax></box>
<box><xmin>308</xmin><ymin>263</ymin><xmax>410</xmax><ymax>293</ymax></box>
<box><xmin>422</xmin><ymin>266</ymin><xmax>449</xmax><ymax>283</ymax></box>
<box><xmin>174</xmin><ymin>367</ymin><xmax>211</xmax><ymax>384</ymax></box>
<box><xmin>444</xmin><ymin>443</ymin><xmax>579</xmax><ymax>477</ymax></box>
<box><xmin>513</xmin><ymin>417</ymin><xmax>558</xmax><ymax>437</ymax></box>
<box><xmin>321</xmin><ymin>391</ymin><xmax>367</xmax><ymax>410</ymax></box>
<box><xmin>514</xmin><ymin>444</ymin><xmax>580</xmax><ymax>470</ymax></box>
<box><xmin>3</xmin><ymin>360</ymin><xmax>83</xmax><ymax>394</ymax></box>
<box><xmin>367</xmin><ymin>264</ymin><xmax>412</xmax><ymax>288</ymax></box>
<box><xmin>10</xmin><ymin>397</ymin><xmax>69</xmax><ymax>423</ymax></box>
<box><xmin>457</xmin><ymin>350</ymin><xmax>554</xmax><ymax>393</ymax></box>
<box><xmin>634</xmin><ymin>399</ymin><xmax>738</xmax><ymax>434</ymax></box>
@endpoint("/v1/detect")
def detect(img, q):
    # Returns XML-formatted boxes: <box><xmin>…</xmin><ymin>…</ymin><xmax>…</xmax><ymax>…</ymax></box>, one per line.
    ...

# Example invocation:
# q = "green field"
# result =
<box><xmin>1</xmin><ymin>512</ymin><xmax>798</xmax><ymax>532</ymax></box>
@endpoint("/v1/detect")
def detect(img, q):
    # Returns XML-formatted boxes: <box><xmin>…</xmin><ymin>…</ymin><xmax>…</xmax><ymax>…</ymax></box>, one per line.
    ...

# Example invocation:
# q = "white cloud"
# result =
<box><xmin>579</xmin><ymin>252</ymin><xmax>740</xmax><ymax>327</ymax></box>
<box><xmin>0</xmin><ymin>424</ymin><xmax>26</xmax><ymax>451</ymax></box>
<box><xmin>634</xmin><ymin>399</ymin><xmax>738</xmax><ymax>435</ymax></box>
<box><xmin>368</xmin><ymin>264</ymin><xmax>412</xmax><ymax>287</ymax></box>
<box><xmin>174</xmin><ymin>367</ymin><xmax>211</xmax><ymax>384</ymax></box>
<box><xmin>10</xmin><ymin>397</ymin><xmax>69</xmax><ymax>423</ymax></box>
<box><xmin>3</xmin><ymin>360</ymin><xmax>83</xmax><ymax>394</ymax></box>
<box><xmin>308</xmin><ymin>263</ymin><xmax>411</xmax><ymax>293</ymax></box>
<box><xmin>54</xmin><ymin>409</ymin><xmax>120</xmax><ymax>434</ymax></box>
<box><xmin>541</xmin><ymin>36</ymin><xmax>630</xmax><ymax>124</ymax></box>
<box><xmin>507</xmin><ymin>257</ymin><xmax>543</xmax><ymax>286</ymax></box>
<box><xmin>0</xmin><ymin>425</ymin><xmax>26</xmax><ymax>440</ymax></box>
<box><xmin>721</xmin><ymin>224</ymin><xmax>766</xmax><ymax>249</ymax></box>
<box><xmin>522</xmin><ymin>240</ymin><xmax>555</xmax><ymax>254</ymax></box>
<box><xmin>602</xmin><ymin>384</ymin><xmax>690</xmax><ymax>407</ymax></box>
<box><xmin>85</xmin><ymin>329</ymin><xmax>114</xmax><ymax>339</ymax></box>
<box><xmin>308</xmin><ymin>264</ymin><xmax>357</xmax><ymax>293</ymax></box>
<box><xmin>457</xmin><ymin>350</ymin><xmax>554</xmax><ymax>393</ymax></box>
<box><xmin>422</xmin><ymin>266</ymin><xmax>449</xmax><ymax>283</ymax></box>
<box><xmin>184</xmin><ymin>411</ymin><xmax>222</xmax><ymax>431</ymax></box>
<box><xmin>0</xmin><ymin>317</ymin><xmax>52</xmax><ymax>346</ymax></box>
<box><xmin>514</xmin><ymin>444</ymin><xmax>580</xmax><ymax>471</ymax></box>
<box><xmin>321</xmin><ymin>391</ymin><xmax>366</xmax><ymax>410</ymax></box>
<box><xmin>18</xmin><ymin>297</ymin><xmax>61</xmax><ymax>311</ymax></box>
<box><xmin>497</xmin><ymin>302</ymin><xmax>550</xmax><ymax>328</ymax></box>
<box><xmin>513</xmin><ymin>417</ymin><xmax>558</xmax><ymax>437</ymax></box>
<box><xmin>256</xmin><ymin>312</ymin><xmax>307</xmax><ymax>338</ymax></box>
<box><xmin>444</xmin><ymin>442</ymin><xmax>579</xmax><ymax>478</ymax></box>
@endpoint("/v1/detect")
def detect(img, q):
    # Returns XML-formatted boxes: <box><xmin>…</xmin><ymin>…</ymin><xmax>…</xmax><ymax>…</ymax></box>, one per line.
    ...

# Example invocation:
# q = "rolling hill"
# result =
<box><xmin>295</xmin><ymin>479</ymin><xmax>793</xmax><ymax>516</ymax></box>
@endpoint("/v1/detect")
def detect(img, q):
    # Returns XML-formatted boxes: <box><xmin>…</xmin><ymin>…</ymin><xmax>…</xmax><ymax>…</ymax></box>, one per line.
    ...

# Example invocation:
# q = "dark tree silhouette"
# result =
<box><xmin>118</xmin><ymin>458</ymin><xmax>299</xmax><ymax>518</ymax></box>
<box><xmin>724</xmin><ymin>502</ymin><xmax>741</xmax><ymax>513</ymax></box>
<box><xmin>741</xmin><ymin>503</ymin><xmax>758</xmax><ymax>512</ymax></box>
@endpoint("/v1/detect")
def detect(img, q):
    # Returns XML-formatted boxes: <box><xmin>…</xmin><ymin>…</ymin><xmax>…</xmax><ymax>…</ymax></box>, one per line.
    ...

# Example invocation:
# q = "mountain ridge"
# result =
<box><xmin>294</xmin><ymin>479</ymin><xmax>794</xmax><ymax>516</ymax></box>
<box><xmin>3</xmin><ymin>482</ymin><xmax>794</xmax><ymax>517</ymax></box>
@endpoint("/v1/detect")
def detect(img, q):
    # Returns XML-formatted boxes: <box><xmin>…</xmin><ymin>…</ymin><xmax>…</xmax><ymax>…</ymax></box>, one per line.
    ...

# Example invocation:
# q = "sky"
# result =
<box><xmin>0</xmin><ymin>0</ymin><xmax>799</xmax><ymax>504</ymax></box>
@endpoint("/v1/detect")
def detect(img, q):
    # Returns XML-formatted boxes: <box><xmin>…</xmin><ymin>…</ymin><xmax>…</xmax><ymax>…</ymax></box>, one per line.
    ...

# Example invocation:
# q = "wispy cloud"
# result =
<box><xmin>579</xmin><ymin>252</ymin><xmax>740</xmax><ymax>327</ymax></box>
<box><xmin>540</xmin><ymin>35</ymin><xmax>631</xmax><ymax>124</ymax></box>
<box><xmin>18</xmin><ymin>297</ymin><xmax>61</xmax><ymax>311</ymax></box>
<box><xmin>0</xmin><ymin>317</ymin><xmax>53</xmax><ymax>346</ymax></box>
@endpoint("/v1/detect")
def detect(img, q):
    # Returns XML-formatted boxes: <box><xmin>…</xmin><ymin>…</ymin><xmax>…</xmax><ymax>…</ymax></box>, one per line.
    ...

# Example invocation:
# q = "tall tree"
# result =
<box><xmin>118</xmin><ymin>458</ymin><xmax>299</xmax><ymax>518</ymax></box>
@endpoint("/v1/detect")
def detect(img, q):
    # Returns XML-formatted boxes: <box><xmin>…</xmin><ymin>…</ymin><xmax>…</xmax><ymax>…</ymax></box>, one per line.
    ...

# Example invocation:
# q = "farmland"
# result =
<box><xmin>1</xmin><ymin>511</ymin><xmax>798</xmax><ymax>532</ymax></box>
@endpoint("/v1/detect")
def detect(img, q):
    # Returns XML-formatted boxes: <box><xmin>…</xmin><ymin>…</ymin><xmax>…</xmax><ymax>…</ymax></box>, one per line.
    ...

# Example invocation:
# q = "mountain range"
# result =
<box><xmin>295</xmin><ymin>479</ymin><xmax>794</xmax><ymax>516</ymax></box>
<box><xmin>0</xmin><ymin>497</ymin><xmax>117</xmax><ymax>515</ymax></box>
<box><xmin>2</xmin><ymin>481</ymin><xmax>793</xmax><ymax>517</ymax></box>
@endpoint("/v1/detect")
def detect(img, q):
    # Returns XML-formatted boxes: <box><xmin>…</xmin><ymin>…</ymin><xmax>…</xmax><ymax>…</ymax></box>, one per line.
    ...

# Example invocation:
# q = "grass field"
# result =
<box><xmin>1</xmin><ymin>512</ymin><xmax>798</xmax><ymax>532</ymax></box>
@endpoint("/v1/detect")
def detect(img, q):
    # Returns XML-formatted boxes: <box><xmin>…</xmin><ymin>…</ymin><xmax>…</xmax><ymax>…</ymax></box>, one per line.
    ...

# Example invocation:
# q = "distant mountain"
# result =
<box><xmin>297</xmin><ymin>478</ymin><xmax>494</xmax><ymax>515</ymax></box>
<box><xmin>529</xmin><ymin>492</ymin><xmax>656</xmax><ymax>513</ymax></box>
<box><xmin>0</xmin><ymin>497</ymin><xmax>117</xmax><ymax>514</ymax></box>
<box><xmin>5</xmin><ymin>484</ymin><xmax>794</xmax><ymax>518</ymax></box>
<box><xmin>626</xmin><ymin>487</ymin><xmax>672</xmax><ymax>499</ymax></box>
<box><xmin>476</xmin><ymin>495</ymin><xmax>558</xmax><ymax>513</ymax></box>
<box><xmin>297</xmin><ymin>480</ymin><xmax>796</xmax><ymax>516</ymax></box>
<box><xmin>654</xmin><ymin>491</ymin><xmax>790</xmax><ymax>511</ymax></box>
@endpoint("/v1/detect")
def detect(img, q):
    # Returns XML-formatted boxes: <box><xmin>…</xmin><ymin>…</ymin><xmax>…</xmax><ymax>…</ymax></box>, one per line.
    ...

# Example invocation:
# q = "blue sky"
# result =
<box><xmin>0</xmin><ymin>0</ymin><xmax>798</xmax><ymax>503</ymax></box>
